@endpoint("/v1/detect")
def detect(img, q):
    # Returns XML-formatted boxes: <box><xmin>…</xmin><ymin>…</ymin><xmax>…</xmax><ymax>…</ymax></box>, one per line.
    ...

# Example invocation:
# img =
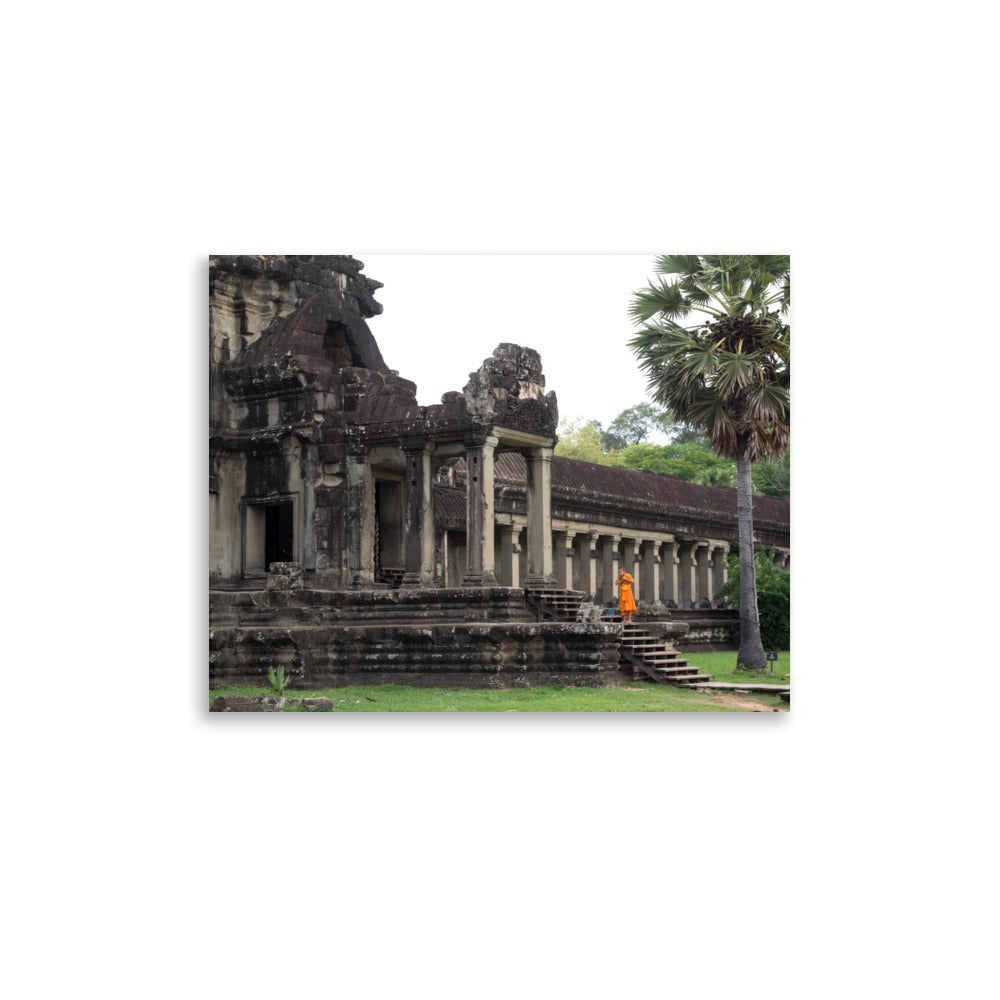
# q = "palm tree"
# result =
<box><xmin>628</xmin><ymin>255</ymin><xmax>789</xmax><ymax>670</ymax></box>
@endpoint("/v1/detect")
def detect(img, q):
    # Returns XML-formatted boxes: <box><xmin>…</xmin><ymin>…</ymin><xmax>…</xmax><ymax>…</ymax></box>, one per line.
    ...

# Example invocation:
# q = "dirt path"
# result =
<box><xmin>705</xmin><ymin>690</ymin><xmax>788</xmax><ymax>712</ymax></box>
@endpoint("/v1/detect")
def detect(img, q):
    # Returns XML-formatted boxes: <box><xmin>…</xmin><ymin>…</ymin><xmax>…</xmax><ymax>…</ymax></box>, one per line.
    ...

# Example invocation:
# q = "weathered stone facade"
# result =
<box><xmin>209</xmin><ymin>254</ymin><xmax>790</xmax><ymax>688</ymax></box>
<box><xmin>210</xmin><ymin>254</ymin><xmax>561</xmax><ymax>593</ymax></box>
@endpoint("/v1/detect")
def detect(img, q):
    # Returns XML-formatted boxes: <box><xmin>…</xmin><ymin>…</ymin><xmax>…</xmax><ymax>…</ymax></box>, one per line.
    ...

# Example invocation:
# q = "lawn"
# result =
<box><xmin>683</xmin><ymin>649</ymin><xmax>791</xmax><ymax>686</ymax></box>
<box><xmin>209</xmin><ymin>652</ymin><xmax>790</xmax><ymax>712</ymax></box>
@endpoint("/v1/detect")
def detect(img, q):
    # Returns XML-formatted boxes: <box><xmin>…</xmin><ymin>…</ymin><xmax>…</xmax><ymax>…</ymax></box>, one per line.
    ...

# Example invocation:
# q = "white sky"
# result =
<box><xmin>361</xmin><ymin>253</ymin><xmax>663</xmax><ymax>432</ymax></box>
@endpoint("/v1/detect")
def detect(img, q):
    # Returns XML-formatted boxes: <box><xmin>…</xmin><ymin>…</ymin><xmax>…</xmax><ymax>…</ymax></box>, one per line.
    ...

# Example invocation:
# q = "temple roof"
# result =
<box><xmin>447</xmin><ymin>452</ymin><xmax>789</xmax><ymax>532</ymax></box>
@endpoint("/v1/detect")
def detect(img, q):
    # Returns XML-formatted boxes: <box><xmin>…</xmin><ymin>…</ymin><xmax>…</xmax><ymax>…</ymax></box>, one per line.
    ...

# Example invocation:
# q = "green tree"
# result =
<box><xmin>620</xmin><ymin>440</ymin><xmax>736</xmax><ymax>485</ymax></box>
<box><xmin>752</xmin><ymin>449</ymin><xmax>790</xmax><ymax>499</ymax></box>
<box><xmin>629</xmin><ymin>254</ymin><xmax>790</xmax><ymax>670</ymax></box>
<box><xmin>555</xmin><ymin>418</ymin><xmax>624</xmax><ymax>466</ymax></box>
<box><xmin>717</xmin><ymin>551</ymin><xmax>790</xmax><ymax>651</ymax></box>
<box><xmin>600</xmin><ymin>402</ymin><xmax>671</xmax><ymax>450</ymax></box>
<box><xmin>601</xmin><ymin>402</ymin><xmax>700</xmax><ymax>451</ymax></box>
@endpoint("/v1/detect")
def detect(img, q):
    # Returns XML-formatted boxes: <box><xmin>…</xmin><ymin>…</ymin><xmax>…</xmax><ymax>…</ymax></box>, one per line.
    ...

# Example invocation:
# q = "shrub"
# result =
<box><xmin>266</xmin><ymin>665</ymin><xmax>292</xmax><ymax>695</ymax></box>
<box><xmin>716</xmin><ymin>550</ymin><xmax>790</xmax><ymax>650</ymax></box>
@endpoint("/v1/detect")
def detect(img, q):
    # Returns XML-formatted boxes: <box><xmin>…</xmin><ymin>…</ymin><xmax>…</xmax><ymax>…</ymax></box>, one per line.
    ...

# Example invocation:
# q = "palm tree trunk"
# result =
<box><xmin>736</xmin><ymin>434</ymin><xmax>766</xmax><ymax>670</ymax></box>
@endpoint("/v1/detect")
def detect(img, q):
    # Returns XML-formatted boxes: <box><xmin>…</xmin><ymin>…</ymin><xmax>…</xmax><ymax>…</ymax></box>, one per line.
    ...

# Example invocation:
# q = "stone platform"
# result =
<box><xmin>209</xmin><ymin>587</ymin><xmax>625</xmax><ymax>689</ymax></box>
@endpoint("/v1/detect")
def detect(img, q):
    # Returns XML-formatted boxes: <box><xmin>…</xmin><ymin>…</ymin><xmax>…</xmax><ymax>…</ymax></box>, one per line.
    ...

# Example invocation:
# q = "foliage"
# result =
<box><xmin>752</xmin><ymin>449</ymin><xmax>790</xmax><ymax>499</ymax></box>
<box><xmin>600</xmin><ymin>402</ymin><xmax>671</xmax><ymax>450</ymax></box>
<box><xmin>716</xmin><ymin>551</ymin><xmax>790</xmax><ymax>651</ymax></box>
<box><xmin>628</xmin><ymin>254</ymin><xmax>790</xmax><ymax>671</ymax></box>
<box><xmin>555</xmin><ymin>418</ymin><xmax>624</xmax><ymax>466</ymax></box>
<box><xmin>620</xmin><ymin>440</ymin><xmax>736</xmax><ymax>485</ymax></box>
<box><xmin>671</xmin><ymin>424</ymin><xmax>708</xmax><ymax>445</ymax></box>
<box><xmin>692</xmin><ymin>464</ymin><xmax>737</xmax><ymax>488</ymax></box>
<box><xmin>266</xmin><ymin>665</ymin><xmax>292</xmax><ymax>695</ymax></box>
<box><xmin>628</xmin><ymin>255</ymin><xmax>789</xmax><ymax>463</ymax></box>
<box><xmin>600</xmin><ymin>402</ymin><xmax>703</xmax><ymax>451</ymax></box>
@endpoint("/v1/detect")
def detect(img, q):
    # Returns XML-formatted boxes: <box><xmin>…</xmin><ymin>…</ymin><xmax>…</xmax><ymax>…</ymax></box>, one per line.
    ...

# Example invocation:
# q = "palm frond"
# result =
<box><xmin>653</xmin><ymin>254</ymin><xmax>702</xmax><ymax>277</ymax></box>
<box><xmin>627</xmin><ymin>278</ymin><xmax>693</xmax><ymax>324</ymax></box>
<box><xmin>628</xmin><ymin>253</ymin><xmax>791</xmax><ymax>466</ymax></box>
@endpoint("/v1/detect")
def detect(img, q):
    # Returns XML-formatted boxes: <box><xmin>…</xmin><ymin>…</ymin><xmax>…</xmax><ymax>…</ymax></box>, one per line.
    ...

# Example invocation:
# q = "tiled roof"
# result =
<box><xmin>433</xmin><ymin>485</ymin><xmax>467</xmax><ymax>524</ymax></box>
<box><xmin>487</xmin><ymin>452</ymin><xmax>788</xmax><ymax>526</ymax></box>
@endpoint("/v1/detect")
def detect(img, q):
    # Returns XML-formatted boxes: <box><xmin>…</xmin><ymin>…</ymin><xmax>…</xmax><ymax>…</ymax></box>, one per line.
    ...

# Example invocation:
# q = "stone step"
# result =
<box><xmin>524</xmin><ymin>587</ymin><xmax>585</xmax><ymax>623</ymax></box>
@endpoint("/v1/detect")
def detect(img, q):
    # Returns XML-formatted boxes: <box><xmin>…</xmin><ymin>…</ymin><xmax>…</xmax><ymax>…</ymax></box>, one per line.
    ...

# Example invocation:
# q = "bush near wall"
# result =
<box><xmin>716</xmin><ymin>550</ymin><xmax>790</xmax><ymax>650</ymax></box>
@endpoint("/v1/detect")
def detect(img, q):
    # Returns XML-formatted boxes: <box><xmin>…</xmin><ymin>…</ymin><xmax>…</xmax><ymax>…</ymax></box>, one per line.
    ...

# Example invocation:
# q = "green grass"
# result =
<box><xmin>209</xmin><ymin>650</ymin><xmax>791</xmax><ymax>712</ymax></box>
<box><xmin>211</xmin><ymin>682</ymin><xmax>748</xmax><ymax>712</ymax></box>
<box><xmin>687</xmin><ymin>649</ymin><xmax>791</xmax><ymax>686</ymax></box>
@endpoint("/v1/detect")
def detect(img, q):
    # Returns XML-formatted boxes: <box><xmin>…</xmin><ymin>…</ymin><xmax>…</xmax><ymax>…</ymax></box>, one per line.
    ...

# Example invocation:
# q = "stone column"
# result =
<box><xmin>300</xmin><ymin>449</ymin><xmax>317</xmax><ymax>572</ymax></box>
<box><xmin>678</xmin><ymin>542</ymin><xmax>697</xmax><ymax>607</ymax></box>
<box><xmin>642</xmin><ymin>540</ymin><xmax>661</xmax><ymax>606</ymax></box>
<box><xmin>499</xmin><ymin>523</ymin><xmax>522</xmax><ymax>588</ymax></box>
<box><xmin>599</xmin><ymin>534</ymin><xmax>620</xmax><ymax>604</ymax></box>
<box><xmin>586</xmin><ymin>531</ymin><xmax>599</xmax><ymax>601</ymax></box>
<box><xmin>462</xmin><ymin>434</ymin><xmax>498</xmax><ymax>586</ymax></box>
<box><xmin>626</xmin><ymin>538</ymin><xmax>641</xmax><ymax>588</ymax></box>
<box><xmin>711</xmin><ymin>543</ymin><xmax>730</xmax><ymax>597</ymax></box>
<box><xmin>523</xmin><ymin>446</ymin><xmax>556</xmax><ymax>586</ymax></box>
<box><xmin>401</xmin><ymin>439</ymin><xmax>434</xmax><ymax>588</ymax></box>
<box><xmin>695</xmin><ymin>542</ymin><xmax>711</xmax><ymax>606</ymax></box>
<box><xmin>436</xmin><ymin>529</ymin><xmax>448</xmax><ymax>587</ymax></box>
<box><xmin>560</xmin><ymin>530</ymin><xmax>577</xmax><ymax>590</ymax></box>
<box><xmin>346</xmin><ymin>446</ymin><xmax>375</xmax><ymax>587</ymax></box>
<box><xmin>659</xmin><ymin>540</ymin><xmax>677</xmax><ymax>604</ymax></box>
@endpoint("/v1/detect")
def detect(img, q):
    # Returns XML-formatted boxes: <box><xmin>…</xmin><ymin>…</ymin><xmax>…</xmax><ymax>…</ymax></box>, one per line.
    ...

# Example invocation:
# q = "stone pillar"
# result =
<box><xmin>346</xmin><ymin>446</ymin><xmax>375</xmax><ymax>587</ymax></box>
<box><xmin>586</xmin><ymin>531</ymin><xmax>599</xmax><ymax>601</ymax></box>
<box><xmin>559</xmin><ymin>530</ymin><xmax>577</xmax><ymax>590</ymax></box>
<box><xmin>695</xmin><ymin>542</ymin><xmax>711</xmax><ymax>606</ymax></box>
<box><xmin>300</xmin><ymin>449</ymin><xmax>317</xmax><ymax>572</ymax></box>
<box><xmin>642</xmin><ymin>540</ymin><xmax>661</xmax><ymax>606</ymax></box>
<box><xmin>599</xmin><ymin>534</ymin><xmax>620</xmax><ymax>604</ymax></box>
<box><xmin>523</xmin><ymin>446</ymin><xmax>556</xmax><ymax>586</ymax></box>
<box><xmin>711</xmin><ymin>543</ymin><xmax>730</xmax><ymax>598</ymax></box>
<box><xmin>437</xmin><ymin>529</ymin><xmax>448</xmax><ymax>587</ymax></box>
<box><xmin>499</xmin><ymin>523</ymin><xmax>522</xmax><ymax>588</ymax></box>
<box><xmin>462</xmin><ymin>433</ymin><xmax>498</xmax><ymax>586</ymax></box>
<box><xmin>626</xmin><ymin>538</ymin><xmax>641</xmax><ymax>588</ymax></box>
<box><xmin>553</xmin><ymin>531</ymin><xmax>567</xmax><ymax>588</ymax></box>
<box><xmin>401</xmin><ymin>439</ymin><xmax>434</xmax><ymax>588</ymax></box>
<box><xmin>678</xmin><ymin>542</ymin><xmax>697</xmax><ymax>607</ymax></box>
<box><xmin>659</xmin><ymin>540</ymin><xmax>677</xmax><ymax>604</ymax></box>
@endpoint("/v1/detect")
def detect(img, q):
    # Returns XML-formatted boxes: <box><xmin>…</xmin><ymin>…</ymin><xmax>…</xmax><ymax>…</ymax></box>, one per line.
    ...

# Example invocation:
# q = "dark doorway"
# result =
<box><xmin>264</xmin><ymin>501</ymin><xmax>294</xmax><ymax>570</ymax></box>
<box><xmin>373</xmin><ymin>480</ymin><xmax>404</xmax><ymax>587</ymax></box>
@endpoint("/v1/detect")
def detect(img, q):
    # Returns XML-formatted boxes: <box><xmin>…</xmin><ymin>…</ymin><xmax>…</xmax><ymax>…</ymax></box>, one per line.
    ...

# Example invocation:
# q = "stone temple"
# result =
<box><xmin>209</xmin><ymin>255</ymin><xmax>790</xmax><ymax>689</ymax></box>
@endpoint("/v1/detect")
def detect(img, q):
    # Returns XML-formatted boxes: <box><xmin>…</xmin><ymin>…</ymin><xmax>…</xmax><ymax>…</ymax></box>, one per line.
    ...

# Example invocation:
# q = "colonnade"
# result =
<box><xmin>349</xmin><ymin>435</ymin><xmax>558</xmax><ymax>591</ymax></box>
<box><xmin>351</xmin><ymin>434</ymin><xmax>786</xmax><ymax>601</ymax></box>
<box><xmin>438</xmin><ymin>521</ymin><xmax>733</xmax><ymax>607</ymax></box>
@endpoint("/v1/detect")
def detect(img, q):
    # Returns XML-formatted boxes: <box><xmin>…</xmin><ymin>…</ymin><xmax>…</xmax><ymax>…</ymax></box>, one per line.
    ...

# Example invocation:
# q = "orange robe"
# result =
<box><xmin>618</xmin><ymin>573</ymin><xmax>637</xmax><ymax>615</ymax></box>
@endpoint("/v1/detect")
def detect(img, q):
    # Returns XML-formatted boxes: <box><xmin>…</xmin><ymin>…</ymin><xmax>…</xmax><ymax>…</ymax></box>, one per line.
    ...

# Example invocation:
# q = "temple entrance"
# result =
<box><xmin>243</xmin><ymin>497</ymin><xmax>296</xmax><ymax>576</ymax></box>
<box><xmin>374</xmin><ymin>478</ymin><xmax>404</xmax><ymax>586</ymax></box>
<box><xmin>264</xmin><ymin>501</ymin><xmax>294</xmax><ymax>571</ymax></box>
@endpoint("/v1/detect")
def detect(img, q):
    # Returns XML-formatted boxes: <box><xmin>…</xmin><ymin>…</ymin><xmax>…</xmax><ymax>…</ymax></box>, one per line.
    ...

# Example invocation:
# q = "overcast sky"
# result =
<box><xmin>361</xmin><ymin>253</ymin><xmax>665</xmax><ymax>433</ymax></box>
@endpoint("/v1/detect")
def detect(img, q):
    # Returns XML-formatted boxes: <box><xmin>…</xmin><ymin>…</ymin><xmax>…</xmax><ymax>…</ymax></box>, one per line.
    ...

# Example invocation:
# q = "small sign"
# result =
<box><xmin>766</xmin><ymin>651</ymin><xmax>778</xmax><ymax>674</ymax></box>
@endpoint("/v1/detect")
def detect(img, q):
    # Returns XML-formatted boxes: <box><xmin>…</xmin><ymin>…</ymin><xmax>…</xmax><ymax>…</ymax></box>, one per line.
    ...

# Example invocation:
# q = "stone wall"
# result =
<box><xmin>210</xmin><ymin>620</ymin><xmax>624</xmax><ymax>689</ymax></box>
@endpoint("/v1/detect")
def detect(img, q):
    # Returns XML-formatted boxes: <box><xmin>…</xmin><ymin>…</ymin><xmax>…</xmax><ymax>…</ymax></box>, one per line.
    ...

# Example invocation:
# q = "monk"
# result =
<box><xmin>616</xmin><ymin>567</ymin><xmax>637</xmax><ymax>625</ymax></box>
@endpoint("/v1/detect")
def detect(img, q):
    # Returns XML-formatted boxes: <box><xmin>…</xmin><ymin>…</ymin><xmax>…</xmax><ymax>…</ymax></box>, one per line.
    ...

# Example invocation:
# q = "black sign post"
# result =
<box><xmin>766</xmin><ymin>651</ymin><xmax>778</xmax><ymax>675</ymax></box>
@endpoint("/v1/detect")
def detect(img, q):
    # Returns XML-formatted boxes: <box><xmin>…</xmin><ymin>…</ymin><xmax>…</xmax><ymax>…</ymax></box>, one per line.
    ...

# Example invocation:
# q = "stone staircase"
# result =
<box><xmin>523</xmin><ymin>587</ymin><xmax>585</xmax><ymax>622</ymax></box>
<box><xmin>606</xmin><ymin>613</ymin><xmax>713</xmax><ymax>686</ymax></box>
